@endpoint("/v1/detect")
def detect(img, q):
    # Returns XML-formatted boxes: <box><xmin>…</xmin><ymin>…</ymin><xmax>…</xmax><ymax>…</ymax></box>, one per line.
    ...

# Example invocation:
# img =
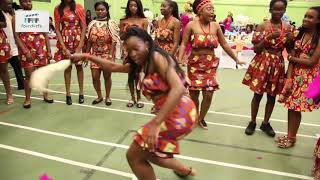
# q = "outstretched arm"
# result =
<box><xmin>71</xmin><ymin>53</ymin><xmax>130</xmax><ymax>73</ymax></box>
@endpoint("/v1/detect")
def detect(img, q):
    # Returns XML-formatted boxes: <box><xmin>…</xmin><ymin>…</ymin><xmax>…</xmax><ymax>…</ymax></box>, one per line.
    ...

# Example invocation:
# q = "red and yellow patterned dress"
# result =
<box><xmin>18</xmin><ymin>32</ymin><xmax>49</xmax><ymax>68</ymax></box>
<box><xmin>188</xmin><ymin>34</ymin><xmax>219</xmax><ymax>91</ymax></box>
<box><xmin>87</xmin><ymin>20</ymin><xmax>114</xmax><ymax>69</ymax></box>
<box><xmin>0</xmin><ymin>28</ymin><xmax>11</xmax><ymax>63</ymax></box>
<box><xmin>242</xmin><ymin>21</ymin><xmax>293</xmax><ymax>96</ymax></box>
<box><xmin>134</xmin><ymin>73</ymin><xmax>197</xmax><ymax>157</ymax></box>
<box><xmin>280</xmin><ymin>38</ymin><xmax>320</xmax><ymax>112</ymax></box>
<box><xmin>54</xmin><ymin>4</ymin><xmax>86</xmax><ymax>61</ymax></box>
<box><xmin>154</xmin><ymin>28</ymin><xmax>174</xmax><ymax>52</ymax></box>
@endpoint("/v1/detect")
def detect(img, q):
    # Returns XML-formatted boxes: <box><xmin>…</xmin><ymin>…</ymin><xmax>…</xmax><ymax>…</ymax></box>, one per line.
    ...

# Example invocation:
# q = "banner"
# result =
<box><xmin>15</xmin><ymin>10</ymin><xmax>49</xmax><ymax>32</ymax></box>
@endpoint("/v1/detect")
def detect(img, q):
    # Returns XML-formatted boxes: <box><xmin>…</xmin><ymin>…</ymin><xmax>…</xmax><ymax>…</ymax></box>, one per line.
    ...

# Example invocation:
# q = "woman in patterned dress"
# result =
<box><xmin>276</xmin><ymin>6</ymin><xmax>320</xmax><ymax>148</ymax></box>
<box><xmin>0</xmin><ymin>10</ymin><xmax>13</xmax><ymax>105</ymax></box>
<box><xmin>179</xmin><ymin>1</ymin><xmax>193</xmax><ymax>66</ymax></box>
<box><xmin>242</xmin><ymin>0</ymin><xmax>294</xmax><ymax>137</ymax></box>
<box><xmin>71</xmin><ymin>27</ymin><xmax>197</xmax><ymax>180</ymax></box>
<box><xmin>154</xmin><ymin>0</ymin><xmax>180</xmax><ymax>56</ymax></box>
<box><xmin>179</xmin><ymin>0</ymin><xmax>245</xmax><ymax>129</ymax></box>
<box><xmin>14</xmin><ymin>0</ymin><xmax>53</xmax><ymax>108</ymax></box>
<box><xmin>120</xmin><ymin>0</ymin><xmax>148</xmax><ymax>109</ymax></box>
<box><xmin>86</xmin><ymin>1</ymin><xmax>119</xmax><ymax>106</ymax></box>
<box><xmin>54</xmin><ymin>0</ymin><xmax>87</xmax><ymax>105</ymax></box>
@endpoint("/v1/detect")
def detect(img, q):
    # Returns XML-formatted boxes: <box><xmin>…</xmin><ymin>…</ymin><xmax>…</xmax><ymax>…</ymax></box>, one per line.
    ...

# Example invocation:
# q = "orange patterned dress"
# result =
<box><xmin>0</xmin><ymin>28</ymin><xmax>11</xmax><ymax>63</ymax></box>
<box><xmin>87</xmin><ymin>20</ymin><xmax>114</xmax><ymax>69</ymax></box>
<box><xmin>188</xmin><ymin>34</ymin><xmax>219</xmax><ymax>91</ymax></box>
<box><xmin>280</xmin><ymin>37</ymin><xmax>320</xmax><ymax>112</ymax></box>
<box><xmin>134</xmin><ymin>73</ymin><xmax>197</xmax><ymax>157</ymax></box>
<box><xmin>54</xmin><ymin>4</ymin><xmax>86</xmax><ymax>61</ymax></box>
<box><xmin>18</xmin><ymin>32</ymin><xmax>49</xmax><ymax>68</ymax></box>
<box><xmin>242</xmin><ymin>21</ymin><xmax>293</xmax><ymax>96</ymax></box>
<box><xmin>154</xmin><ymin>28</ymin><xmax>174</xmax><ymax>52</ymax></box>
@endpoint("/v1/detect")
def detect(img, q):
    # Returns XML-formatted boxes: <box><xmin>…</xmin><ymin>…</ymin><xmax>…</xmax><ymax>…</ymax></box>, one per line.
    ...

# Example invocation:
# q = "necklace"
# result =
<box><xmin>160</xmin><ymin>16</ymin><xmax>172</xmax><ymax>29</ymax></box>
<box><xmin>199</xmin><ymin>22</ymin><xmax>210</xmax><ymax>35</ymax></box>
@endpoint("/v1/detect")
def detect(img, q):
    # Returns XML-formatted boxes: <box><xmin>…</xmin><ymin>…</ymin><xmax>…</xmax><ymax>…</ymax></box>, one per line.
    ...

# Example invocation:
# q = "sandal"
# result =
<box><xmin>198</xmin><ymin>119</ymin><xmax>208</xmax><ymax>130</ymax></box>
<box><xmin>127</xmin><ymin>100</ymin><xmax>135</xmax><ymax>108</ymax></box>
<box><xmin>6</xmin><ymin>99</ymin><xmax>14</xmax><ymax>105</ymax></box>
<box><xmin>105</xmin><ymin>98</ymin><xmax>112</xmax><ymax>106</ymax></box>
<box><xmin>92</xmin><ymin>98</ymin><xmax>103</xmax><ymax>105</ymax></box>
<box><xmin>136</xmin><ymin>101</ymin><xmax>144</xmax><ymax>108</ymax></box>
<box><xmin>277</xmin><ymin>136</ymin><xmax>296</xmax><ymax>149</ymax></box>
<box><xmin>275</xmin><ymin>135</ymin><xmax>287</xmax><ymax>143</ymax></box>
<box><xmin>173</xmin><ymin>167</ymin><xmax>193</xmax><ymax>178</ymax></box>
<box><xmin>150</xmin><ymin>106</ymin><xmax>159</xmax><ymax>114</ymax></box>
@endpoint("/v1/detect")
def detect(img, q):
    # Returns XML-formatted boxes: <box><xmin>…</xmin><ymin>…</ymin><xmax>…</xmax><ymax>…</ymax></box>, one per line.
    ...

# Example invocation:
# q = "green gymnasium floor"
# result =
<box><xmin>0</xmin><ymin>62</ymin><xmax>318</xmax><ymax>180</ymax></box>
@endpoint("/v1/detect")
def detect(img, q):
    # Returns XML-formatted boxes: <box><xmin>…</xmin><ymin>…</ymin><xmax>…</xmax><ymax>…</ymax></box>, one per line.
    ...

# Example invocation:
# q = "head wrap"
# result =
<box><xmin>196</xmin><ymin>0</ymin><xmax>212</xmax><ymax>14</ymax></box>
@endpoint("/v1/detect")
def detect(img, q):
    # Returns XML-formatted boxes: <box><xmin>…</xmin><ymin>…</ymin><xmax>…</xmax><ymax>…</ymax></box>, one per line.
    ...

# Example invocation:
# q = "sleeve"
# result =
<box><xmin>108</xmin><ymin>19</ymin><xmax>120</xmax><ymax>43</ymax></box>
<box><xmin>54</xmin><ymin>7</ymin><xmax>60</xmax><ymax>30</ymax></box>
<box><xmin>75</xmin><ymin>4</ymin><xmax>86</xmax><ymax>28</ymax></box>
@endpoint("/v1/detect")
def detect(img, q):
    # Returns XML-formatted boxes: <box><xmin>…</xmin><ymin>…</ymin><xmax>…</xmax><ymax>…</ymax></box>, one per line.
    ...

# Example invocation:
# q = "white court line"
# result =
<box><xmin>0</xmin><ymin>144</ymin><xmax>135</xmax><ymax>179</ymax></box>
<box><xmin>17</xmin><ymin>86</ymin><xmax>320</xmax><ymax>128</ymax></box>
<box><xmin>0</xmin><ymin>121</ymin><xmax>313</xmax><ymax>180</ymax></box>
<box><xmin>1</xmin><ymin>92</ymin><xmax>317</xmax><ymax>139</ymax></box>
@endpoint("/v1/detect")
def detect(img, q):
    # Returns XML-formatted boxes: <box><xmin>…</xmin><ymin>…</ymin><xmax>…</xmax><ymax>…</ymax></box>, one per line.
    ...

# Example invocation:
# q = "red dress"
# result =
<box><xmin>54</xmin><ymin>4</ymin><xmax>86</xmax><ymax>61</ymax></box>
<box><xmin>242</xmin><ymin>21</ymin><xmax>293</xmax><ymax>96</ymax></box>
<box><xmin>280</xmin><ymin>37</ymin><xmax>320</xmax><ymax>112</ymax></box>
<box><xmin>154</xmin><ymin>28</ymin><xmax>174</xmax><ymax>52</ymax></box>
<box><xmin>188</xmin><ymin>34</ymin><xmax>219</xmax><ymax>91</ymax></box>
<box><xmin>18</xmin><ymin>32</ymin><xmax>49</xmax><ymax>68</ymax></box>
<box><xmin>134</xmin><ymin>73</ymin><xmax>197</xmax><ymax>157</ymax></box>
<box><xmin>87</xmin><ymin>20</ymin><xmax>114</xmax><ymax>69</ymax></box>
<box><xmin>0</xmin><ymin>29</ymin><xmax>11</xmax><ymax>63</ymax></box>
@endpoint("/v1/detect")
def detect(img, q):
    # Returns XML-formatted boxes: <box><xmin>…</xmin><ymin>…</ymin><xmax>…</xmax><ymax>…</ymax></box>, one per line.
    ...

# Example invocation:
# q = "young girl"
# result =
<box><xmin>179</xmin><ymin>0</ymin><xmax>244</xmax><ymax>129</ymax></box>
<box><xmin>86</xmin><ymin>1</ymin><xmax>119</xmax><ymax>105</ymax></box>
<box><xmin>14</xmin><ymin>0</ymin><xmax>53</xmax><ymax>108</ymax></box>
<box><xmin>0</xmin><ymin>9</ymin><xmax>13</xmax><ymax>104</ymax></box>
<box><xmin>120</xmin><ymin>0</ymin><xmax>148</xmax><ymax>108</ymax></box>
<box><xmin>277</xmin><ymin>6</ymin><xmax>320</xmax><ymax>148</ymax></box>
<box><xmin>54</xmin><ymin>0</ymin><xmax>87</xmax><ymax>105</ymax></box>
<box><xmin>71</xmin><ymin>27</ymin><xmax>197</xmax><ymax>180</ymax></box>
<box><xmin>242</xmin><ymin>0</ymin><xmax>294</xmax><ymax>137</ymax></box>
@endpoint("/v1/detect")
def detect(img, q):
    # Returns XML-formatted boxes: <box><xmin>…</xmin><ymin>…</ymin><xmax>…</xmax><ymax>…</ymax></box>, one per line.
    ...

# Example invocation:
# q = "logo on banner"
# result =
<box><xmin>22</xmin><ymin>13</ymin><xmax>41</xmax><ymax>28</ymax></box>
<box><xmin>15</xmin><ymin>11</ymin><xmax>49</xmax><ymax>32</ymax></box>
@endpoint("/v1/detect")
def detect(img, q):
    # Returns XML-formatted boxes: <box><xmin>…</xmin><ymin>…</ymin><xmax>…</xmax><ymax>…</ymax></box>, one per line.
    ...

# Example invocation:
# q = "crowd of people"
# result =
<box><xmin>0</xmin><ymin>0</ymin><xmax>320</xmax><ymax>179</ymax></box>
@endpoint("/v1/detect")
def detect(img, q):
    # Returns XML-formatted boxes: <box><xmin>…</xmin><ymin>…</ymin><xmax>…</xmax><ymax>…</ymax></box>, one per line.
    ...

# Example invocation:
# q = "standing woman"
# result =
<box><xmin>120</xmin><ymin>0</ymin><xmax>148</xmax><ymax>108</ymax></box>
<box><xmin>54</xmin><ymin>0</ymin><xmax>87</xmax><ymax>105</ymax></box>
<box><xmin>222</xmin><ymin>12</ymin><xmax>233</xmax><ymax>32</ymax></box>
<box><xmin>154</xmin><ymin>0</ymin><xmax>180</xmax><ymax>56</ymax></box>
<box><xmin>179</xmin><ymin>0</ymin><xmax>244</xmax><ymax>129</ymax></box>
<box><xmin>0</xmin><ymin>9</ymin><xmax>13</xmax><ymax>105</ymax></box>
<box><xmin>86</xmin><ymin>1</ymin><xmax>120</xmax><ymax>105</ymax></box>
<box><xmin>242</xmin><ymin>0</ymin><xmax>293</xmax><ymax>137</ymax></box>
<box><xmin>277</xmin><ymin>6</ymin><xmax>320</xmax><ymax>148</ymax></box>
<box><xmin>71</xmin><ymin>27</ymin><xmax>197</xmax><ymax>180</ymax></box>
<box><xmin>14</xmin><ymin>0</ymin><xmax>53</xmax><ymax>108</ymax></box>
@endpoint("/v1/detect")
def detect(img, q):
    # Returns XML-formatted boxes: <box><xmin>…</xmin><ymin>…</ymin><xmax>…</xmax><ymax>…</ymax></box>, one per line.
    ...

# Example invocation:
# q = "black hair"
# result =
<box><xmin>0</xmin><ymin>11</ymin><xmax>5</xmax><ymax>23</ymax></box>
<box><xmin>269</xmin><ymin>0</ymin><xmax>287</xmax><ymax>10</ymax></box>
<box><xmin>192</xmin><ymin>0</ymin><xmax>201</xmax><ymax>15</ymax></box>
<box><xmin>86</xmin><ymin>9</ymin><xmax>91</xmax><ymax>14</ymax></box>
<box><xmin>246</xmin><ymin>24</ymin><xmax>254</xmax><ymax>32</ymax></box>
<box><xmin>296</xmin><ymin>6</ymin><xmax>320</xmax><ymax>50</ymax></box>
<box><xmin>58</xmin><ymin>0</ymin><xmax>76</xmax><ymax>18</ymax></box>
<box><xmin>165</xmin><ymin>0</ymin><xmax>180</xmax><ymax>20</ymax></box>
<box><xmin>124</xmin><ymin>0</ymin><xmax>145</xmax><ymax>19</ymax></box>
<box><xmin>49</xmin><ymin>17</ymin><xmax>55</xmax><ymax>31</ymax></box>
<box><xmin>123</xmin><ymin>27</ymin><xmax>184</xmax><ymax>85</ymax></box>
<box><xmin>94</xmin><ymin>1</ymin><xmax>110</xmax><ymax>20</ymax></box>
<box><xmin>12</xmin><ymin>2</ymin><xmax>21</xmax><ymax>11</ymax></box>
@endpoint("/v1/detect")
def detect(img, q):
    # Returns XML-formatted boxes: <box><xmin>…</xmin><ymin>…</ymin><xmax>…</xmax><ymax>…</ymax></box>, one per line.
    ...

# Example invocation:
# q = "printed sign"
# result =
<box><xmin>15</xmin><ymin>10</ymin><xmax>49</xmax><ymax>32</ymax></box>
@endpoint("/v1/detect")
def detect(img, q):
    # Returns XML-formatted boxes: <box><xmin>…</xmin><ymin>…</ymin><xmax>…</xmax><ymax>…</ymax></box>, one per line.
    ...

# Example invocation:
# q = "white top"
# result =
<box><xmin>2</xmin><ymin>11</ymin><xmax>18</xmax><ymax>56</ymax></box>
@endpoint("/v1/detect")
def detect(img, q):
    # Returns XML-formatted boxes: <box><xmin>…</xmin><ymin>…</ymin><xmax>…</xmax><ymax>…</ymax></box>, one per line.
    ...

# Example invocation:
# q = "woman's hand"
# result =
<box><xmin>63</xmin><ymin>48</ymin><xmax>72</xmax><ymax>59</ymax></box>
<box><xmin>70</xmin><ymin>53</ymin><xmax>88</xmax><ymax>63</ymax></box>
<box><xmin>266</xmin><ymin>31</ymin><xmax>280</xmax><ymax>40</ymax></box>
<box><xmin>144</xmin><ymin>119</ymin><xmax>161</xmax><ymax>152</ymax></box>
